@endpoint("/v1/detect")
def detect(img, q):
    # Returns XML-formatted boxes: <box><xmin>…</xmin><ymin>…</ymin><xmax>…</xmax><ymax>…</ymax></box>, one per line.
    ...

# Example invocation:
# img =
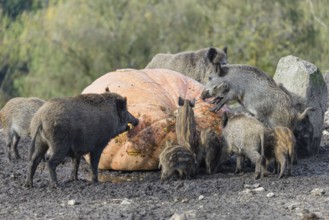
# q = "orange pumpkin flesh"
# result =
<box><xmin>82</xmin><ymin>68</ymin><xmax>227</xmax><ymax>170</ymax></box>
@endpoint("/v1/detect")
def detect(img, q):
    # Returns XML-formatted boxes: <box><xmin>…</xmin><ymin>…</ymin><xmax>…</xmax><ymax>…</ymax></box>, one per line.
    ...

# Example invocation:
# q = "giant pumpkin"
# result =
<box><xmin>82</xmin><ymin>68</ymin><xmax>227</xmax><ymax>170</ymax></box>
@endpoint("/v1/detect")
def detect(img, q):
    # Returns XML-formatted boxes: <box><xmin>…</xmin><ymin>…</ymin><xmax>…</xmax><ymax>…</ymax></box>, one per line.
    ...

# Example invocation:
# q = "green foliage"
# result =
<box><xmin>0</xmin><ymin>0</ymin><xmax>328</xmax><ymax>106</ymax></box>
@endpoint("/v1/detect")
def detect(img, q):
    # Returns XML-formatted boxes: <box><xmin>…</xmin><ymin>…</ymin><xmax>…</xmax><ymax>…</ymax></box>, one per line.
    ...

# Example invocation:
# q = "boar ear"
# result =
<box><xmin>105</xmin><ymin>87</ymin><xmax>110</xmax><ymax>93</ymax></box>
<box><xmin>189</xmin><ymin>99</ymin><xmax>196</xmax><ymax>108</ymax></box>
<box><xmin>178</xmin><ymin>96</ymin><xmax>184</xmax><ymax>106</ymax></box>
<box><xmin>223</xmin><ymin>46</ymin><xmax>228</xmax><ymax>55</ymax></box>
<box><xmin>206</xmin><ymin>47</ymin><xmax>218</xmax><ymax>63</ymax></box>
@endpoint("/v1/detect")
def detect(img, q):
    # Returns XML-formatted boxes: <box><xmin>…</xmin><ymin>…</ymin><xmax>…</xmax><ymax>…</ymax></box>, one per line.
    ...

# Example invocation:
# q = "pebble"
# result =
<box><xmin>266</xmin><ymin>192</ymin><xmax>275</xmax><ymax>198</ymax></box>
<box><xmin>170</xmin><ymin>213</ymin><xmax>187</xmax><ymax>220</ymax></box>
<box><xmin>198</xmin><ymin>195</ymin><xmax>205</xmax><ymax>200</ymax></box>
<box><xmin>120</xmin><ymin>198</ymin><xmax>132</xmax><ymax>205</ymax></box>
<box><xmin>67</xmin><ymin>200</ymin><xmax>78</xmax><ymax>206</ymax></box>
<box><xmin>244</xmin><ymin>183</ymin><xmax>260</xmax><ymax>188</ymax></box>
<box><xmin>252</xmin><ymin>187</ymin><xmax>265</xmax><ymax>192</ymax></box>
<box><xmin>285</xmin><ymin>202</ymin><xmax>298</xmax><ymax>211</ymax></box>
<box><xmin>311</xmin><ymin>188</ymin><xmax>325</xmax><ymax>196</ymax></box>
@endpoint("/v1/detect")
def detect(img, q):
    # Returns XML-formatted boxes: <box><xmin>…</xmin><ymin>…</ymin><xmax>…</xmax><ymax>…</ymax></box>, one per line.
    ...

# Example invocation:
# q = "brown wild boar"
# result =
<box><xmin>158</xmin><ymin>97</ymin><xmax>198</xmax><ymax>180</ymax></box>
<box><xmin>24</xmin><ymin>92</ymin><xmax>138</xmax><ymax>188</ymax></box>
<box><xmin>175</xmin><ymin>97</ymin><xmax>199</xmax><ymax>154</ymax></box>
<box><xmin>264</xmin><ymin>126</ymin><xmax>296</xmax><ymax>178</ymax></box>
<box><xmin>220</xmin><ymin>112</ymin><xmax>266</xmax><ymax>179</ymax></box>
<box><xmin>145</xmin><ymin>47</ymin><xmax>228</xmax><ymax>83</ymax></box>
<box><xmin>0</xmin><ymin>97</ymin><xmax>45</xmax><ymax>162</ymax></box>
<box><xmin>159</xmin><ymin>141</ymin><xmax>197</xmax><ymax>181</ymax></box>
<box><xmin>201</xmin><ymin>64</ymin><xmax>314</xmax><ymax>130</ymax></box>
<box><xmin>199</xmin><ymin>128</ymin><xmax>222</xmax><ymax>174</ymax></box>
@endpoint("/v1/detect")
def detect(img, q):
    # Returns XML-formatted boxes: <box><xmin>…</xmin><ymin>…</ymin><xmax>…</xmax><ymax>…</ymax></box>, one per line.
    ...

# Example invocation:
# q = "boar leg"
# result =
<box><xmin>70</xmin><ymin>155</ymin><xmax>81</xmax><ymax>181</ymax></box>
<box><xmin>277</xmin><ymin>155</ymin><xmax>287</xmax><ymax>179</ymax></box>
<box><xmin>161</xmin><ymin>168</ymin><xmax>173</xmax><ymax>181</ymax></box>
<box><xmin>245</xmin><ymin>150</ymin><xmax>264</xmax><ymax>179</ymax></box>
<box><xmin>209</xmin><ymin>97</ymin><xmax>228</xmax><ymax>112</ymax></box>
<box><xmin>177</xmin><ymin>169</ymin><xmax>187</xmax><ymax>180</ymax></box>
<box><xmin>4</xmin><ymin>133</ymin><xmax>12</xmax><ymax>163</ymax></box>
<box><xmin>25</xmin><ymin>142</ymin><xmax>48</xmax><ymax>188</ymax></box>
<box><xmin>89</xmin><ymin>148</ymin><xmax>103</xmax><ymax>183</ymax></box>
<box><xmin>287</xmin><ymin>154</ymin><xmax>293</xmax><ymax>177</ymax></box>
<box><xmin>206</xmin><ymin>151</ymin><xmax>215</xmax><ymax>174</ymax></box>
<box><xmin>11</xmin><ymin>131</ymin><xmax>21</xmax><ymax>161</ymax></box>
<box><xmin>47</xmin><ymin>146</ymin><xmax>68</xmax><ymax>187</ymax></box>
<box><xmin>235</xmin><ymin>154</ymin><xmax>244</xmax><ymax>174</ymax></box>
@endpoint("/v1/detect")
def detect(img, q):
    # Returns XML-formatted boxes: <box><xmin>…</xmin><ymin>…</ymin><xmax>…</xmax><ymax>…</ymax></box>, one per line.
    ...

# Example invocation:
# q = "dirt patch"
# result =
<box><xmin>1</xmin><ymin>132</ymin><xmax>329</xmax><ymax>219</ymax></box>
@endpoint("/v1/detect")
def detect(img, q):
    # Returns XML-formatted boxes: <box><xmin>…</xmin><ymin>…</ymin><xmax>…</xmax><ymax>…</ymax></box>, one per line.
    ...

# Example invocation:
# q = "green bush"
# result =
<box><xmin>0</xmin><ymin>0</ymin><xmax>328</xmax><ymax>106</ymax></box>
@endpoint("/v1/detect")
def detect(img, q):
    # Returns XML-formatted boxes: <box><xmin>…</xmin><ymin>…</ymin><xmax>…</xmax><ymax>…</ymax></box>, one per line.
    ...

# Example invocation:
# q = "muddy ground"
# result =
<box><xmin>1</xmin><ymin>131</ymin><xmax>329</xmax><ymax>220</ymax></box>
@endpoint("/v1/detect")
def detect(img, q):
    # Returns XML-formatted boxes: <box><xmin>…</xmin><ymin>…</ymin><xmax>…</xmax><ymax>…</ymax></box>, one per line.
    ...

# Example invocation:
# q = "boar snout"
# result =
<box><xmin>128</xmin><ymin>113</ymin><xmax>139</xmax><ymax>127</ymax></box>
<box><xmin>201</xmin><ymin>89</ymin><xmax>211</xmax><ymax>100</ymax></box>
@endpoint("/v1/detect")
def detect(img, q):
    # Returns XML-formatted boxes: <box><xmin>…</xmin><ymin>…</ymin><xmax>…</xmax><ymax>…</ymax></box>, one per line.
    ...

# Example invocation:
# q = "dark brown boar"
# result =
<box><xmin>24</xmin><ymin>92</ymin><xmax>138</xmax><ymax>188</ymax></box>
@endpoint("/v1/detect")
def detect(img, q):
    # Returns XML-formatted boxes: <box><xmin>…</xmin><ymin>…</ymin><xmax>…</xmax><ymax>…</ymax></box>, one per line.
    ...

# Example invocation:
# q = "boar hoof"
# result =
<box><xmin>24</xmin><ymin>181</ymin><xmax>33</xmax><ymax>188</ymax></box>
<box><xmin>254</xmin><ymin>173</ymin><xmax>261</xmax><ymax>180</ymax></box>
<box><xmin>49</xmin><ymin>182</ymin><xmax>59</xmax><ymax>189</ymax></box>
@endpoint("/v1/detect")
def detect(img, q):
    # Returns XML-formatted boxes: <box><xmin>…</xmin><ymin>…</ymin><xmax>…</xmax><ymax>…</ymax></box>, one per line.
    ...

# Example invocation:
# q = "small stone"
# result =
<box><xmin>67</xmin><ymin>200</ymin><xmax>78</xmax><ymax>206</ymax></box>
<box><xmin>285</xmin><ymin>203</ymin><xmax>298</xmax><ymax>210</ymax></box>
<box><xmin>311</xmin><ymin>188</ymin><xmax>325</xmax><ymax>196</ymax></box>
<box><xmin>198</xmin><ymin>195</ymin><xmax>205</xmax><ymax>200</ymax></box>
<box><xmin>170</xmin><ymin>213</ymin><xmax>187</xmax><ymax>220</ymax></box>
<box><xmin>244</xmin><ymin>183</ymin><xmax>260</xmax><ymax>188</ymax></box>
<box><xmin>266</xmin><ymin>192</ymin><xmax>275</xmax><ymax>198</ymax></box>
<box><xmin>240</xmin><ymin>189</ymin><xmax>253</xmax><ymax>195</ymax></box>
<box><xmin>252</xmin><ymin>187</ymin><xmax>265</xmax><ymax>192</ymax></box>
<box><xmin>120</xmin><ymin>198</ymin><xmax>131</xmax><ymax>205</ymax></box>
<box><xmin>181</xmin><ymin>198</ymin><xmax>189</xmax><ymax>203</ymax></box>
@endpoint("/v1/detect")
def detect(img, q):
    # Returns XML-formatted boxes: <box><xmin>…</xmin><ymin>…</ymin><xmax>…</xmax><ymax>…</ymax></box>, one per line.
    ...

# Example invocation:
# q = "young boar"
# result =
<box><xmin>175</xmin><ymin>97</ymin><xmax>199</xmax><ymax>154</ymax></box>
<box><xmin>24</xmin><ymin>92</ymin><xmax>138</xmax><ymax>188</ymax></box>
<box><xmin>145</xmin><ymin>47</ymin><xmax>228</xmax><ymax>83</ymax></box>
<box><xmin>158</xmin><ymin>97</ymin><xmax>198</xmax><ymax>180</ymax></box>
<box><xmin>220</xmin><ymin>112</ymin><xmax>266</xmax><ymax>179</ymax></box>
<box><xmin>201</xmin><ymin>64</ymin><xmax>314</xmax><ymax>129</ymax></box>
<box><xmin>0</xmin><ymin>97</ymin><xmax>45</xmax><ymax>162</ymax></box>
<box><xmin>264</xmin><ymin>126</ymin><xmax>296</xmax><ymax>179</ymax></box>
<box><xmin>159</xmin><ymin>141</ymin><xmax>197</xmax><ymax>181</ymax></box>
<box><xmin>199</xmin><ymin>128</ymin><xmax>222</xmax><ymax>174</ymax></box>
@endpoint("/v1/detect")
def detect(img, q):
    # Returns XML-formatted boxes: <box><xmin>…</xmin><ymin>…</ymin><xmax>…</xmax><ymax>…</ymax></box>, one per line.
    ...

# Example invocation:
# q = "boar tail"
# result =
<box><xmin>29</xmin><ymin>124</ymin><xmax>42</xmax><ymax>161</ymax></box>
<box><xmin>297</xmin><ymin>107</ymin><xmax>316</xmax><ymax>121</ymax></box>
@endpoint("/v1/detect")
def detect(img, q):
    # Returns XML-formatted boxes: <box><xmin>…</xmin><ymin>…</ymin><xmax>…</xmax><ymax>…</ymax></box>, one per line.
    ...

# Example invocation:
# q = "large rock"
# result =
<box><xmin>274</xmin><ymin>55</ymin><xmax>328</xmax><ymax>157</ymax></box>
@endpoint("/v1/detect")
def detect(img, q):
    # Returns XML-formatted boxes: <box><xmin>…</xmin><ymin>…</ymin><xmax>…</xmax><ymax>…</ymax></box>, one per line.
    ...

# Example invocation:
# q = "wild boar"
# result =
<box><xmin>145</xmin><ymin>47</ymin><xmax>228</xmax><ymax>83</ymax></box>
<box><xmin>175</xmin><ymin>97</ymin><xmax>199</xmax><ymax>154</ymax></box>
<box><xmin>220</xmin><ymin>112</ymin><xmax>266</xmax><ymax>179</ymax></box>
<box><xmin>264</xmin><ymin>126</ymin><xmax>296</xmax><ymax>178</ymax></box>
<box><xmin>0</xmin><ymin>97</ymin><xmax>45</xmax><ymax>162</ymax></box>
<box><xmin>24</xmin><ymin>92</ymin><xmax>138</xmax><ymax>188</ymax></box>
<box><xmin>201</xmin><ymin>64</ymin><xmax>314</xmax><ymax>130</ymax></box>
<box><xmin>159</xmin><ymin>141</ymin><xmax>197</xmax><ymax>181</ymax></box>
<box><xmin>199</xmin><ymin>128</ymin><xmax>222</xmax><ymax>174</ymax></box>
<box><xmin>158</xmin><ymin>97</ymin><xmax>198</xmax><ymax>180</ymax></box>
